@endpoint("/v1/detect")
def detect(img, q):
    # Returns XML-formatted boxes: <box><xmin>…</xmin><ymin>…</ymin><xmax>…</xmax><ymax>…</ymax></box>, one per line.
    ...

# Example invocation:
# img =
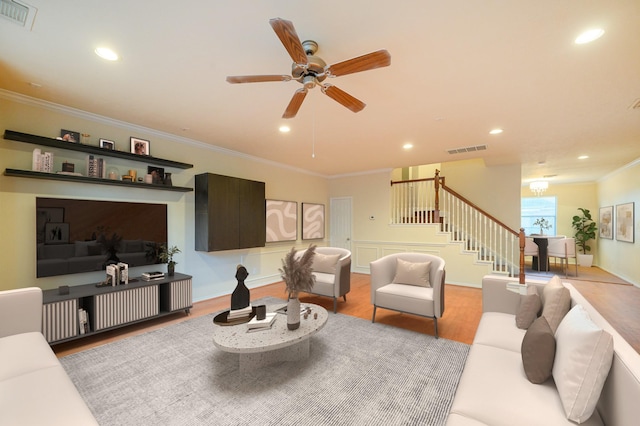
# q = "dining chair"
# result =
<box><xmin>547</xmin><ymin>237</ymin><xmax>578</xmax><ymax>277</ymax></box>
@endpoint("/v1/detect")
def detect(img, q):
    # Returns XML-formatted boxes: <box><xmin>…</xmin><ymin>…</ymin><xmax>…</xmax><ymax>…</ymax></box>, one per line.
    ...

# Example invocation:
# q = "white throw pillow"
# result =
<box><xmin>312</xmin><ymin>252</ymin><xmax>341</xmax><ymax>274</ymax></box>
<box><xmin>553</xmin><ymin>304</ymin><xmax>614</xmax><ymax>424</ymax></box>
<box><xmin>392</xmin><ymin>258</ymin><xmax>431</xmax><ymax>287</ymax></box>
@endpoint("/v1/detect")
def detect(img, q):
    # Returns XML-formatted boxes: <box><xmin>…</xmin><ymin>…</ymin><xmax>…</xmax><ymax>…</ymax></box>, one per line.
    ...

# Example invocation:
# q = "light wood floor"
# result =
<box><xmin>53</xmin><ymin>270</ymin><xmax>639</xmax><ymax>358</ymax></box>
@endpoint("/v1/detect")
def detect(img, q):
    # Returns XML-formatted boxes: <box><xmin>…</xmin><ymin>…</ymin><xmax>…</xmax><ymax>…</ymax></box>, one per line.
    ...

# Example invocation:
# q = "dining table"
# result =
<box><xmin>530</xmin><ymin>235</ymin><xmax>565</xmax><ymax>272</ymax></box>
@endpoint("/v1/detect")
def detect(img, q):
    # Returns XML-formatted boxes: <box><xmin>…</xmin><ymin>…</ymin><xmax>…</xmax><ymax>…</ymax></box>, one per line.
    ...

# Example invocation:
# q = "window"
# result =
<box><xmin>522</xmin><ymin>196</ymin><xmax>557</xmax><ymax>236</ymax></box>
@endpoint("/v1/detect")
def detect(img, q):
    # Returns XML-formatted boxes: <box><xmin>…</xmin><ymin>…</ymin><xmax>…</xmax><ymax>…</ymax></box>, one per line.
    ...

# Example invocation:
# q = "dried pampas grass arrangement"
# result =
<box><xmin>279</xmin><ymin>244</ymin><xmax>316</xmax><ymax>297</ymax></box>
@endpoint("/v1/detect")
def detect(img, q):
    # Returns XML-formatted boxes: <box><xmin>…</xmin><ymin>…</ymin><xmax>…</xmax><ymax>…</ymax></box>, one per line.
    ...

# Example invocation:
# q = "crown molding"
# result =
<box><xmin>0</xmin><ymin>89</ymin><xmax>327</xmax><ymax>178</ymax></box>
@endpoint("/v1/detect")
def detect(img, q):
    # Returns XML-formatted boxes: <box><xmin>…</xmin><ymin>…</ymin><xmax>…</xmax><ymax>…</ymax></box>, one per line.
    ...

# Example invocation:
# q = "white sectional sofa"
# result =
<box><xmin>447</xmin><ymin>275</ymin><xmax>640</xmax><ymax>426</ymax></box>
<box><xmin>0</xmin><ymin>287</ymin><xmax>98</xmax><ymax>425</ymax></box>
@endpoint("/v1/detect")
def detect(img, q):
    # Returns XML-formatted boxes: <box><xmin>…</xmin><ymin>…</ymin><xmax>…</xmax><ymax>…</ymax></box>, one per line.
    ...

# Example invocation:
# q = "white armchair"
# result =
<box><xmin>370</xmin><ymin>253</ymin><xmax>446</xmax><ymax>338</ymax></box>
<box><xmin>296</xmin><ymin>246</ymin><xmax>351</xmax><ymax>313</ymax></box>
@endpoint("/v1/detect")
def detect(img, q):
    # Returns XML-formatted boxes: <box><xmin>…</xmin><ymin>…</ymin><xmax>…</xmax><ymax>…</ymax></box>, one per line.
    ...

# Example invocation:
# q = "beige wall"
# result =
<box><xmin>596</xmin><ymin>160</ymin><xmax>640</xmax><ymax>284</ymax></box>
<box><xmin>0</xmin><ymin>94</ymin><xmax>329</xmax><ymax>301</ymax></box>
<box><xmin>440</xmin><ymin>159</ymin><xmax>522</xmax><ymax>229</ymax></box>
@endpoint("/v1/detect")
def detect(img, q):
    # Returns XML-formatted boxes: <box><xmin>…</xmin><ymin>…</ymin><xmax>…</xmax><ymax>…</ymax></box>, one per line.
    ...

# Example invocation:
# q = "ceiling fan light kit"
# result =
<box><xmin>227</xmin><ymin>17</ymin><xmax>391</xmax><ymax>119</ymax></box>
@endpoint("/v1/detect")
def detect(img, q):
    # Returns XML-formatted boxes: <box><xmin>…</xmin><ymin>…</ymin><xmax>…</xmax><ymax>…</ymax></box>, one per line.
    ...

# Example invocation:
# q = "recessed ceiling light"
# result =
<box><xmin>279</xmin><ymin>125</ymin><xmax>290</xmax><ymax>133</ymax></box>
<box><xmin>403</xmin><ymin>143</ymin><xmax>413</xmax><ymax>150</ymax></box>
<box><xmin>489</xmin><ymin>128</ymin><xmax>503</xmax><ymax>135</ymax></box>
<box><xmin>95</xmin><ymin>47</ymin><xmax>118</xmax><ymax>61</ymax></box>
<box><xmin>578</xmin><ymin>155</ymin><xmax>589</xmax><ymax>160</ymax></box>
<box><xmin>575</xmin><ymin>29</ymin><xmax>604</xmax><ymax>44</ymax></box>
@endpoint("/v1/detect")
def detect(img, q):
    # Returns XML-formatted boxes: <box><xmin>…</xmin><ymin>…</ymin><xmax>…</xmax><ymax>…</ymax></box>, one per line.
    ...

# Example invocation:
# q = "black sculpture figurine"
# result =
<box><xmin>231</xmin><ymin>264</ymin><xmax>250</xmax><ymax>310</ymax></box>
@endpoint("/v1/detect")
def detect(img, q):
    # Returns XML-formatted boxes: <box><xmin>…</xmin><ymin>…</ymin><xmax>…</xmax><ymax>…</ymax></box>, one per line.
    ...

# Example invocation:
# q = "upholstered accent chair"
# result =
<box><xmin>370</xmin><ymin>253</ymin><xmax>446</xmax><ymax>338</ymax></box>
<box><xmin>547</xmin><ymin>237</ymin><xmax>578</xmax><ymax>277</ymax></box>
<box><xmin>296</xmin><ymin>246</ymin><xmax>351</xmax><ymax>313</ymax></box>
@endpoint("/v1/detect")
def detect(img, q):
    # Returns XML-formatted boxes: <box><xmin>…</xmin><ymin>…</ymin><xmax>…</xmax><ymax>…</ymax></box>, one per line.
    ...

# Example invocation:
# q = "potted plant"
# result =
<box><xmin>159</xmin><ymin>244</ymin><xmax>181</xmax><ymax>276</ymax></box>
<box><xmin>572</xmin><ymin>208</ymin><xmax>597</xmax><ymax>267</ymax></box>
<box><xmin>279</xmin><ymin>244</ymin><xmax>316</xmax><ymax>330</ymax></box>
<box><xmin>532</xmin><ymin>218</ymin><xmax>551</xmax><ymax>235</ymax></box>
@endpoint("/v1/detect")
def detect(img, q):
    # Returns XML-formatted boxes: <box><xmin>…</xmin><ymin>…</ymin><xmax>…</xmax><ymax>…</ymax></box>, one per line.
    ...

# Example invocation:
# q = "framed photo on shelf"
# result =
<box><xmin>99</xmin><ymin>139</ymin><xmax>115</xmax><ymax>150</ymax></box>
<box><xmin>147</xmin><ymin>166</ymin><xmax>165</xmax><ymax>184</ymax></box>
<box><xmin>60</xmin><ymin>129</ymin><xmax>80</xmax><ymax>143</ymax></box>
<box><xmin>266</xmin><ymin>200</ymin><xmax>297</xmax><ymax>242</ymax></box>
<box><xmin>130</xmin><ymin>137</ymin><xmax>150</xmax><ymax>155</ymax></box>
<box><xmin>615</xmin><ymin>202</ymin><xmax>634</xmax><ymax>243</ymax></box>
<box><xmin>302</xmin><ymin>202</ymin><xmax>325</xmax><ymax>240</ymax></box>
<box><xmin>599</xmin><ymin>206</ymin><xmax>613</xmax><ymax>240</ymax></box>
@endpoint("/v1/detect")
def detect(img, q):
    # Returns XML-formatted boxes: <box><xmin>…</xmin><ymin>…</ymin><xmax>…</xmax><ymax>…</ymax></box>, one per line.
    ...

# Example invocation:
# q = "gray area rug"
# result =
<box><xmin>60</xmin><ymin>297</ymin><xmax>469</xmax><ymax>426</ymax></box>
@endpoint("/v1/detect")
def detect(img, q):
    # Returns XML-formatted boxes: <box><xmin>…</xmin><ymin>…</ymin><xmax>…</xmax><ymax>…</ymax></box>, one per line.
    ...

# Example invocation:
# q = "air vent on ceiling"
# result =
<box><xmin>630</xmin><ymin>98</ymin><xmax>640</xmax><ymax>110</ymax></box>
<box><xmin>447</xmin><ymin>145</ymin><xmax>487</xmax><ymax>155</ymax></box>
<box><xmin>0</xmin><ymin>0</ymin><xmax>37</xmax><ymax>29</ymax></box>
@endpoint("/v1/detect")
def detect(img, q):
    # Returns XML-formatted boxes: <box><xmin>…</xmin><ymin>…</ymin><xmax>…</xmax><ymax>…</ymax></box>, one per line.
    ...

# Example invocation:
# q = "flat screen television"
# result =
<box><xmin>36</xmin><ymin>197</ymin><xmax>167</xmax><ymax>278</ymax></box>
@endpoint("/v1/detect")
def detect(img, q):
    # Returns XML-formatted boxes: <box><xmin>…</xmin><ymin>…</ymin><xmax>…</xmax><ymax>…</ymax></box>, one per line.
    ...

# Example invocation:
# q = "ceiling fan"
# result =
<box><xmin>226</xmin><ymin>18</ymin><xmax>391</xmax><ymax>119</ymax></box>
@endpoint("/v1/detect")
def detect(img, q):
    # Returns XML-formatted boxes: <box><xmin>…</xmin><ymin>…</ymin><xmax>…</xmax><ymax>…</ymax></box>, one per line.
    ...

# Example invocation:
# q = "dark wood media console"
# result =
<box><xmin>42</xmin><ymin>273</ymin><xmax>192</xmax><ymax>344</ymax></box>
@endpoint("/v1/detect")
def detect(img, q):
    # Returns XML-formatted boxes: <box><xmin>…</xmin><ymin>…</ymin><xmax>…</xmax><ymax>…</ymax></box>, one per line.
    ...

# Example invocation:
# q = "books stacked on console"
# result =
<box><xmin>227</xmin><ymin>305</ymin><xmax>252</xmax><ymax>320</ymax></box>
<box><xmin>78</xmin><ymin>308</ymin><xmax>90</xmax><ymax>335</ymax></box>
<box><xmin>246</xmin><ymin>312</ymin><xmax>277</xmax><ymax>332</ymax></box>
<box><xmin>141</xmin><ymin>271</ymin><xmax>165</xmax><ymax>281</ymax></box>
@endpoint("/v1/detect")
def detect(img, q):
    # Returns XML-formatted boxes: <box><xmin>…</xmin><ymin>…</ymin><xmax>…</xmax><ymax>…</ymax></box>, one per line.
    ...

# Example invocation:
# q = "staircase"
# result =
<box><xmin>391</xmin><ymin>171</ymin><xmax>521</xmax><ymax>277</ymax></box>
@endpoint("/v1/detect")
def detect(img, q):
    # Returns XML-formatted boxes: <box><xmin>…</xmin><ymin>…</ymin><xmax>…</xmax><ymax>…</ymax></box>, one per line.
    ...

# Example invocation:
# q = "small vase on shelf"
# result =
<box><xmin>167</xmin><ymin>262</ymin><xmax>175</xmax><ymax>276</ymax></box>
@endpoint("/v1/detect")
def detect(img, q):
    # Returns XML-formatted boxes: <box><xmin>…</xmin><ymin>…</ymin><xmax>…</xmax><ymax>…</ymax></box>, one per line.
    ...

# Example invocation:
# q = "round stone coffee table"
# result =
<box><xmin>212</xmin><ymin>303</ymin><xmax>328</xmax><ymax>372</ymax></box>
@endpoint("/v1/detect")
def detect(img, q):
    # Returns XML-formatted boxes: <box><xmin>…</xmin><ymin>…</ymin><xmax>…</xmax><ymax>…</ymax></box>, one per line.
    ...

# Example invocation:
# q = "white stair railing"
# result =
<box><xmin>390</xmin><ymin>175</ymin><xmax>520</xmax><ymax>276</ymax></box>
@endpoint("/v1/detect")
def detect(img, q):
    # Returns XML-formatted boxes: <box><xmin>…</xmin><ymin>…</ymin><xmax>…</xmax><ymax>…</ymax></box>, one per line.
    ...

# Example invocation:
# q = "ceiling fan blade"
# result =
<box><xmin>226</xmin><ymin>75</ymin><xmax>292</xmax><ymax>84</ymax></box>
<box><xmin>282</xmin><ymin>88</ymin><xmax>308</xmax><ymax>119</ymax></box>
<box><xmin>322</xmin><ymin>85</ymin><xmax>366</xmax><ymax>113</ymax></box>
<box><xmin>269</xmin><ymin>18</ymin><xmax>308</xmax><ymax>65</ymax></box>
<box><xmin>326</xmin><ymin>49</ymin><xmax>391</xmax><ymax>77</ymax></box>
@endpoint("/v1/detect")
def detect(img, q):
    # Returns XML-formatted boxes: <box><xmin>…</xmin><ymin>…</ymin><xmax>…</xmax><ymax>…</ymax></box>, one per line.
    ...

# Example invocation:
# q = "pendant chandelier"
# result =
<box><xmin>529</xmin><ymin>181</ymin><xmax>549</xmax><ymax>196</ymax></box>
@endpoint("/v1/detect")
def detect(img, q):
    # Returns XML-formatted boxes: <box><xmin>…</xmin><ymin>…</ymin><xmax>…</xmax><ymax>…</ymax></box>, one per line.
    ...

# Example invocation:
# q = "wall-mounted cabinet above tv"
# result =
<box><xmin>194</xmin><ymin>173</ymin><xmax>266</xmax><ymax>251</ymax></box>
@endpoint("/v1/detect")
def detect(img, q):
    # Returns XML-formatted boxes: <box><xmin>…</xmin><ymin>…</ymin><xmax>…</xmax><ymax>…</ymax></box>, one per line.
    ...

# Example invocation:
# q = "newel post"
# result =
<box><xmin>434</xmin><ymin>169</ymin><xmax>441</xmax><ymax>224</ymax></box>
<box><xmin>519</xmin><ymin>228</ymin><xmax>526</xmax><ymax>284</ymax></box>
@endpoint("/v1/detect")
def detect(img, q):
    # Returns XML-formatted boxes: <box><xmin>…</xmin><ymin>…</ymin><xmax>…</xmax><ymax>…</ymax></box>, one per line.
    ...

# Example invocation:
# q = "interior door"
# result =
<box><xmin>330</xmin><ymin>197</ymin><xmax>352</xmax><ymax>250</ymax></box>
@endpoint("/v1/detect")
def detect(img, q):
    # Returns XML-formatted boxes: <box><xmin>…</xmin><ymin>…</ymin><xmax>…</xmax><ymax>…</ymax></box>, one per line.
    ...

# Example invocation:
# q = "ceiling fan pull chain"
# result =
<box><xmin>312</xmin><ymin>96</ymin><xmax>316</xmax><ymax>159</ymax></box>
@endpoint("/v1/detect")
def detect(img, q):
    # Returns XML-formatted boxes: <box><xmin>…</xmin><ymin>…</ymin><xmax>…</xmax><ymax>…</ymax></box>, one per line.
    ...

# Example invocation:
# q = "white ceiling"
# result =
<box><xmin>1</xmin><ymin>1</ymin><xmax>639</xmax><ymax>183</ymax></box>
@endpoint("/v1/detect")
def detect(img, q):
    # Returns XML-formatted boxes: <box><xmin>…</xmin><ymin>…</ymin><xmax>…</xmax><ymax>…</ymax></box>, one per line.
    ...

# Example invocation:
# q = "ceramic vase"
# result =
<box><xmin>167</xmin><ymin>262</ymin><xmax>175</xmax><ymax>276</ymax></box>
<box><xmin>287</xmin><ymin>295</ymin><xmax>300</xmax><ymax>330</ymax></box>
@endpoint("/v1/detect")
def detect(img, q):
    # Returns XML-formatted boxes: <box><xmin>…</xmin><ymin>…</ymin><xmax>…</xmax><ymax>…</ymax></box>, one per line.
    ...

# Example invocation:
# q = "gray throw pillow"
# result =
<box><xmin>521</xmin><ymin>316</ymin><xmax>556</xmax><ymax>384</ymax></box>
<box><xmin>516</xmin><ymin>293</ymin><xmax>541</xmax><ymax>329</ymax></box>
